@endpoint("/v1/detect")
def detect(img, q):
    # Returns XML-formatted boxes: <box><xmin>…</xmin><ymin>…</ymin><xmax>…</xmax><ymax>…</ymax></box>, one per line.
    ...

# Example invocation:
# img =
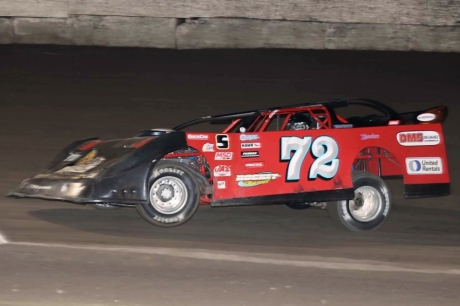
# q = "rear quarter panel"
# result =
<box><xmin>186</xmin><ymin>123</ymin><xmax>449</xmax><ymax>201</ymax></box>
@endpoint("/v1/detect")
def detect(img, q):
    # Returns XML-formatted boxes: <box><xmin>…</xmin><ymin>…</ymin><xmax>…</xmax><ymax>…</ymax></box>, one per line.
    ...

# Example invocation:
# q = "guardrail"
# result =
<box><xmin>1</xmin><ymin>0</ymin><xmax>459</xmax><ymax>51</ymax></box>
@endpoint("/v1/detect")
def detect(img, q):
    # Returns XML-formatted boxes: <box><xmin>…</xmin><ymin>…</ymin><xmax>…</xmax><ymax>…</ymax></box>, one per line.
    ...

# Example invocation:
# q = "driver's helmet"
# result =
<box><xmin>286</xmin><ymin>113</ymin><xmax>311</xmax><ymax>130</ymax></box>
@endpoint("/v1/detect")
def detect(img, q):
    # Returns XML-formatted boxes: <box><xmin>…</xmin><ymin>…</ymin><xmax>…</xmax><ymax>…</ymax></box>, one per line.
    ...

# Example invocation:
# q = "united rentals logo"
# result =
<box><xmin>405</xmin><ymin>157</ymin><xmax>442</xmax><ymax>174</ymax></box>
<box><xmin>397</xmin><ymin>131</ymin><xmax>440</xmax><ymax>146</ymax></box>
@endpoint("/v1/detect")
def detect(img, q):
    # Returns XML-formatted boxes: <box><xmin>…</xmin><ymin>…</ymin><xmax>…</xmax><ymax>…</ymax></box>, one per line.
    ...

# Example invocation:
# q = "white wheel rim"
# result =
<box><xmin>150</xmin><ymin>176</ymin><xmax>188</xmax><ymax>215</ymax></box>
<box><xmin>348</xmin><ymin>186</ymin><xmax>383</xmax><ymax>222</ymax></box>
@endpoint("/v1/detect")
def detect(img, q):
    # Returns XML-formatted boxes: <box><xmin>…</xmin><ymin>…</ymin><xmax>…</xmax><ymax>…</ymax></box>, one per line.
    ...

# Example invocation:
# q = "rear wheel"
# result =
<box><xmin>136</xmin><ymin>162</ymin><xmax>200</xmax><ymax>227</ymax></box>
<box><xmin>327</xmin><ymin>171</ymin><xmax>391</xmax><ymax>232</ymax></box>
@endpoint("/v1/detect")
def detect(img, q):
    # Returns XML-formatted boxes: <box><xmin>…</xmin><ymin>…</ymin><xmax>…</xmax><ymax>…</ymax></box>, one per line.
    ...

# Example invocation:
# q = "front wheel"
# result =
<box><xmin>136</xmin><ymin>161</ymin><xmax>200</xmax><ymax>228</ymax></box>
<box><xmin>327</xmin><ymin>171</ymin><xmax>391</xmax><ymax>232</ymax></box>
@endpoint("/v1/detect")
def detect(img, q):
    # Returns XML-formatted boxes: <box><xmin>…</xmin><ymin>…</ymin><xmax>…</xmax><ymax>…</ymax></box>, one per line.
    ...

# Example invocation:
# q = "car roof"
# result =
<box><xmin>173</xmin><ymin>98</ymin><xmax>398</xmax><ymax>130</ymax></box>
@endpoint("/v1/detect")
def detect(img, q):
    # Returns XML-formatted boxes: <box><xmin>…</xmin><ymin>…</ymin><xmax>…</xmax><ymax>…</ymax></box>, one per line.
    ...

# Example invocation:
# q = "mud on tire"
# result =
<box><xmin>136</xmin><ymin>161</ymin><xmax>200</xmax><ymax>227</ymax></box>
<box><xmin>327</xmin><ymin>171</ymin><xmax>391</xmax><ymax>232</ymax></box>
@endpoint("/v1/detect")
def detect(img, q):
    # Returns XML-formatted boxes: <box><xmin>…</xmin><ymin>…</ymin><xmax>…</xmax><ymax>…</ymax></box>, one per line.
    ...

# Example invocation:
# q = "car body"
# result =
<box><xmin>7</xmin><ymin>98</ymin><xmax>450</xmax><ymax>231</ymax></box>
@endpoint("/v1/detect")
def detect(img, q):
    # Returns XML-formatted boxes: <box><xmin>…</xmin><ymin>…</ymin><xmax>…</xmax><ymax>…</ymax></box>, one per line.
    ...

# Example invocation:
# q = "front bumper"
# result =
<box><xmin>6</xmin><ymin>175</ymin><xmax>149</xmax><ymax>207</ymax></box>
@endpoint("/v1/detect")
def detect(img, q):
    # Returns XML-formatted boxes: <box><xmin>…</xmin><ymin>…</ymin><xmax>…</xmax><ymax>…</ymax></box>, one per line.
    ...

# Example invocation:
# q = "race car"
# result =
<box><xmin>7</xmin><ymin>98</ymin><xmax>450</xmax><ymax>231</ymax></box>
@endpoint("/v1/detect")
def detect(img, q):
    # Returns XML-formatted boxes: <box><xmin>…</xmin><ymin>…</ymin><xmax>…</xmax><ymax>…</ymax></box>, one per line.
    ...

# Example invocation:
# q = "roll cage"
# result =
<box><xmin>173</xmin><ymin>98</ymin><xmax>399</xmax><ymax>132</ymax></box>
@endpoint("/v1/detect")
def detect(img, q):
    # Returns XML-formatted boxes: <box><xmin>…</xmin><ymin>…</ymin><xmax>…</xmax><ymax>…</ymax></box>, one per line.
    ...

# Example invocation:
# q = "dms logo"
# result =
<box><xmin>406</xmin><ymin>157</ymin><xmax>442</xmax><ymax>175</ymax></box>
<box><xmin>397</xmin><ymin>131</ymin><xmax>440</xmax><ymax>146</ymax></box>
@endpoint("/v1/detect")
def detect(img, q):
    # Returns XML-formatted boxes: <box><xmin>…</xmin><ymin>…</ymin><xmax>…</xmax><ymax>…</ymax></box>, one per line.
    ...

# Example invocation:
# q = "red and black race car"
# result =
<box><xmin>7</xmin><ymin>98</ymin><xmax>450</xmax><ymax>231</ymax></box>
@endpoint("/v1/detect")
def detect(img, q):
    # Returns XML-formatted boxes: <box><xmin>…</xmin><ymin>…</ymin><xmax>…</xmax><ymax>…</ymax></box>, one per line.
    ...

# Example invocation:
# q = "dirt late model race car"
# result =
<box><xmin>7</xmin><ymin>98</ymin><xmax>450</xmax><ymax>231</ymax></box>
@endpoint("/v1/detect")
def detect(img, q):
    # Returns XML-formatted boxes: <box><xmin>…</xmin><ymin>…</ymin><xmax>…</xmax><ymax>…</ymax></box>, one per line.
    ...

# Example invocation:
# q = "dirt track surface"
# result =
<box><xmin>0</xmin><ymin>46</ymin><xmax>459</xmax><ymax>306</ymax></box>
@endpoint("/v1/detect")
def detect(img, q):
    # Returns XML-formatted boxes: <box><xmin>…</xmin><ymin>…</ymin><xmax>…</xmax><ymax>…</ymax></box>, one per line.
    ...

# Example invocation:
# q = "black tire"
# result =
<box><xmin>136</xmin><ymin>161</ymin><xmax>200</xmax><ymax>228</ymax></box>
<box><xmin>89</xmin><ymin>203</ymin><xmax>121</xmax><ymax>210</ymax></box>
<box><xmin>327</xmin><ymin>171</ymin><xmax>391</xmax><ymax>232</ymax></box>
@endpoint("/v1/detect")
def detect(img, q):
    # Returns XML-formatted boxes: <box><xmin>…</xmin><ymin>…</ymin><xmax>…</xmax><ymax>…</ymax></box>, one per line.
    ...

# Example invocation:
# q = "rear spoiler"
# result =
<box><xmin>399</xmin><ymin>106</ymin><xmax>448</xmax><ymax>125</ymax></box>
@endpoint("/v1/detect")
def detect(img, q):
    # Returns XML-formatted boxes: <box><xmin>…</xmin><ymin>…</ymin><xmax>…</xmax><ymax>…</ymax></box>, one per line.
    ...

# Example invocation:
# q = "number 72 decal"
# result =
<box><xmin>280</xmin><ymin>136</ymin><xmax>340</xmax><ymax>181</ymax></box>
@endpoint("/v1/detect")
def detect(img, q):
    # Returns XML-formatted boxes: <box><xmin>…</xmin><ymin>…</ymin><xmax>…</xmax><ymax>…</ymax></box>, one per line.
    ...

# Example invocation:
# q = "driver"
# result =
<box><xmin>286</xmin><ymin>114</ymin><xmax>312</xmax><ymax>130</ymax></box>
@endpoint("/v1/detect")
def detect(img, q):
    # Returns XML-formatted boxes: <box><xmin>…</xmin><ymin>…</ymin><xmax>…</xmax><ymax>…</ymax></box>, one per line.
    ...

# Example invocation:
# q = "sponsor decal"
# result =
<box><xmin>397</xmin><ymin>131</ymin><xmax>440</xmax><ymax>146</ymax></box>
<box><xmin>241</xmin><ymin>151</ymin><xmax>260</xmax><ymax>158</ymax></box>
<box><xmin>241</xmin><ymin>143</ymin><xmax>261</xmax><ymax>149</ymax></box>
<box><xmin>245</xmin><ymin>162</ymin><xmax>264</xmax><ymax>169</ymax></box>
<box><xmin>216</xmin><ymin>134</ymin><xmax>230</xmax><ymax>150</ymax></box>
<box><xmin>27</xmin><ymin>184</ymin><xmax>52</xmax><ymax>190</ymax></box>
<box><xmin>217</xmin><ymin>181</ymin><xmax>226</xmax><ymax>189</ymax></box>
<box><xmin>214</xmin><ymin>165</ymin><xmax>231</xmax><ymax>177</ymax></box>
<box><xmin>202</xmin><ymin>143</ymin><xmax>214</xmax><ymax>152</ymax></box>
<box><xmin>268</xmin><ymin>110</ymin><xmax>278</xmax><ymax>118</ymax></box>
<box><xmin>388</xmin><ymin>120</ymin><xmax>400</xmax><ymax>126</ymax></box>
<box><xmin>56</xmin><ymin>150</ymin><xmax>105</xmax><ymax>173</ymax></box>
<box><xmin>236</xmin><ymin>172</ymin><xmax>281</xmax><ymax>187</ymax></box>
<box><xmin>215</xmin><ymin>152</ymin><xmax>233</xmax><ymax>160</ymax></box>
<box><xmin>78</xmin><ymin>150</ymin><xmax>97</xmax><ymax>165</ymax></box>
<box><xmin>417</xmin><ymin>113</ymin><xmax>436</xmax><ymax>122</ymax></box>
<box><xmin>333</xmin><ymin>124</ymin><xmax>353</xmax><ymax>129</ymax></box>
<box><xmin>152</xmin><ymin>168</ymin><xmax>185</xmax><ymax>178</ymax></box>
<box><xmin>360</xmin><ymin>133</ymin><xmax>380</xmax><ymax>140</ymax></box>
<box><xmin>239</xmin><ymin>134</ymin><xmax>259</xmax><ymax>141</ymax></box>
<box><xmin>187</xmin><ymin>134</ymin><xmax>209</xmax><ymax>140</ymax></box>
<box><xmin>153</xmin><ymin>215</ymin><xmax>184</xmax><ymax>224</ymax></box>
<box><xmin>64</xmin><ymin>152</ymin><xmax>82</xmax><ymax>162</ymax></box>
<box><xmin>281</xmin><ymin>136</ymin><xmax>339</xmax><ymax>181</ymax></box>
<box><xmin>406</xmin><ymin>157</ymin><xmax>442</xmax><ymax>174</ymax></box>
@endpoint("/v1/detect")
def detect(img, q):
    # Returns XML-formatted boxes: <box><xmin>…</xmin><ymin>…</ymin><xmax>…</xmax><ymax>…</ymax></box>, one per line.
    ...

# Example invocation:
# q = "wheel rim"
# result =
<box><xmin>150</xmin><ymin>176</ymin><xmax>188</xmax><ymax>215</ymax></box>
<box><xmin>348</xmin><ymin>186</ymin><xmax>383</xmax><ymax>222</ymax></box>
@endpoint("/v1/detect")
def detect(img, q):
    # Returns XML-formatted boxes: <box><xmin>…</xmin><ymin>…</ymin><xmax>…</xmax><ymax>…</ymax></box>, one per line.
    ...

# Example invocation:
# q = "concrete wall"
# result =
<box><xmin>1</xmin><ymin>0</ymin><xmax>460</xmax><ymax>51</ymax></box>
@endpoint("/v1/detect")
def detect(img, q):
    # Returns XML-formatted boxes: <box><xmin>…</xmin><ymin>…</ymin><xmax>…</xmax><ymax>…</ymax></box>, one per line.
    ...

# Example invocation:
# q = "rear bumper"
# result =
<box><xmin>404</xmin><ymin>183</ymin><xmax>450</xmax><ymax>198</ymax></box>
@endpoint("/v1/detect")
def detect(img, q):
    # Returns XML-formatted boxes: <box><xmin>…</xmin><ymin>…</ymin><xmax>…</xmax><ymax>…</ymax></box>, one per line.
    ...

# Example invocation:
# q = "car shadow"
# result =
<box><xmin>27</xmin><ymin>203</ymin><xmax>460</xmax><ymax>249</ymax></box>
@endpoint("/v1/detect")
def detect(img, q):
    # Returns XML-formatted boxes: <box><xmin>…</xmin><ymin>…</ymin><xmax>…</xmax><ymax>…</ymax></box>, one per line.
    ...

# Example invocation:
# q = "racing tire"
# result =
<box><xmin>327</xmin><ymin>171</ymin><xmax>391</xmax><ymax>232</ymax></box>
<box><xmin>89</xmin><ymin>203</ymin><xmax>121</xmax><ymax>210</ymax></box>
<box><xmin>136</xmin><ymin>161</ymin><xmax>200</xmax><ymax>228</ymax></box>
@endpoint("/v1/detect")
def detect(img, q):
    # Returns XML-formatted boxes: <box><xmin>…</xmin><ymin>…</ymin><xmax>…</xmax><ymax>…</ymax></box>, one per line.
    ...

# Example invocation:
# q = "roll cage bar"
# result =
<box><xmin>173</xmin><ymin>98</ymin><xmax>399</xmax><ymax>131</ymax></box>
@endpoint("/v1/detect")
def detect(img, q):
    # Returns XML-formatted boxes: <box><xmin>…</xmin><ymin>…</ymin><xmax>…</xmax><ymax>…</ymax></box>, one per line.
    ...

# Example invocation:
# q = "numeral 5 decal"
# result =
<box><xmin>280</xmin><ymin>136</ymin><xmax>340</xmax><ymax>181</ymax></box>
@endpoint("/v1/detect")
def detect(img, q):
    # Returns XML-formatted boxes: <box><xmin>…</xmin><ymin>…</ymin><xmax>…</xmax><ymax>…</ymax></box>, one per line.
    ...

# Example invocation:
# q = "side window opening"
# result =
<box><xmin>265</xmin><ymin>114</ymin><xmax>289</xmax><ymax>131</ymax></box>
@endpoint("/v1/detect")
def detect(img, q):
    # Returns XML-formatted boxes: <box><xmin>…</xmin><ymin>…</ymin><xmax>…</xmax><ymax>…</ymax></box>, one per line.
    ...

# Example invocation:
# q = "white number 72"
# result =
<box><xmin>280</xmin><ymin>136</ymin><xmax>340</xmax><ymax>181</ymax></box>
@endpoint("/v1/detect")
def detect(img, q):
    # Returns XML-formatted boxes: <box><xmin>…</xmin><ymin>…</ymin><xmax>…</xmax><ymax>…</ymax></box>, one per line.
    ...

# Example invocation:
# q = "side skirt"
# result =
<box><xmin>211</xmin><ymin>189</ymin><xmax>354</xmax><ymax>207</ymax></box>
<box><xmin>404</xmin><ymin>183</ymin><xmax>450</xmax><ymax>198</ymax></box>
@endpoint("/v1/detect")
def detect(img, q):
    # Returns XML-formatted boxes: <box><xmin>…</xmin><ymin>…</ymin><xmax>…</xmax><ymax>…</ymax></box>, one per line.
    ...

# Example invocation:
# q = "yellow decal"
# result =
<box><xmin>77</xmin><ymin>150</ymin><xmax>97</xmax><ymax>165</ymax></box>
